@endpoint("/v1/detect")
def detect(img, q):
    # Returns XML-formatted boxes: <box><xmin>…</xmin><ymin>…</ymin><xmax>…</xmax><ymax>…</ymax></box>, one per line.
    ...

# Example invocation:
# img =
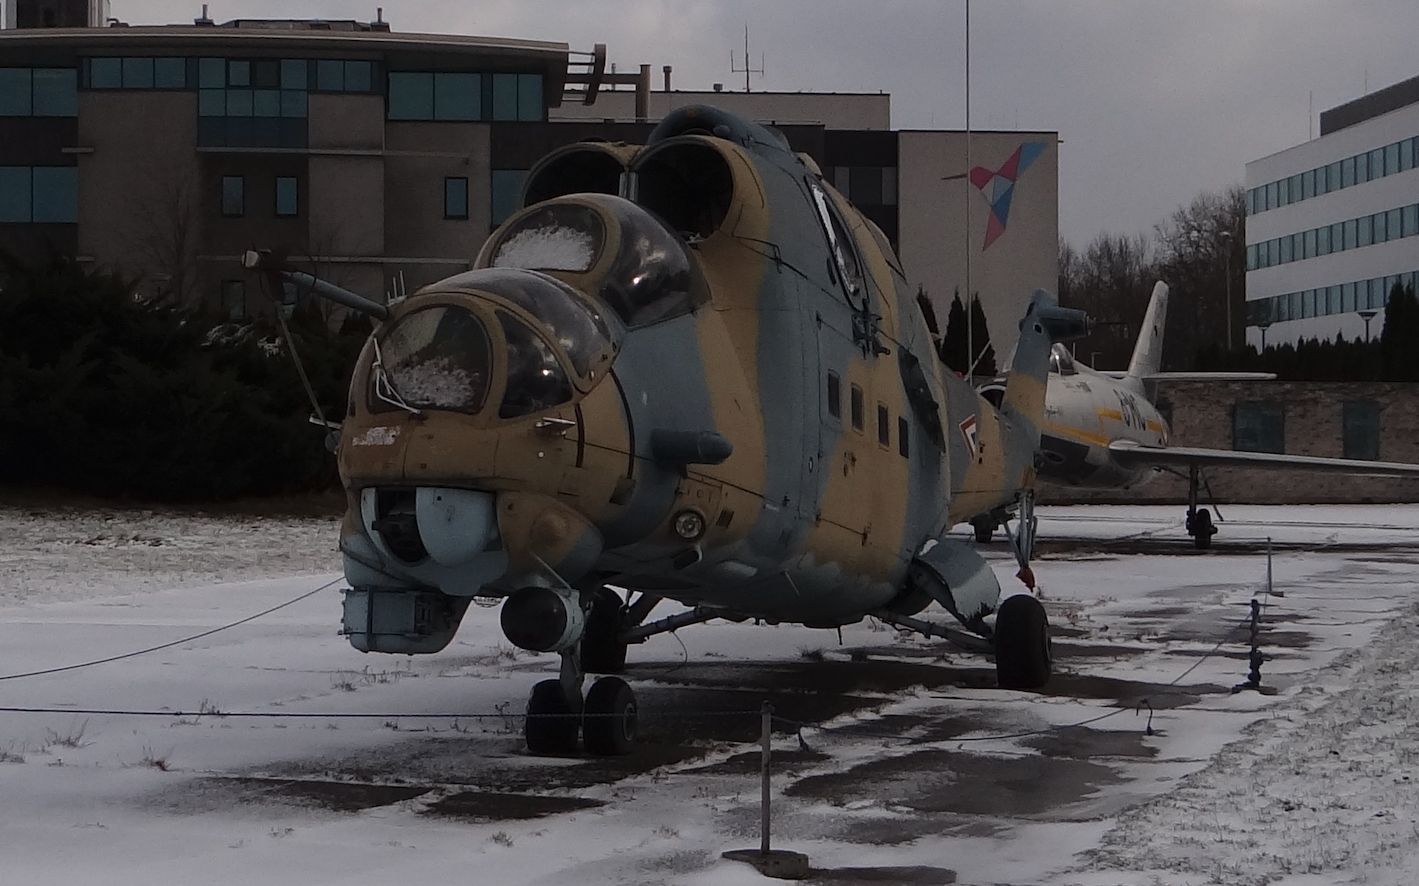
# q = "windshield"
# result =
<box><xmin>454</xmin><ymin>269</ymin><xmax>617</xmax><ymax>379</ymax></box>
<box><xmin>373</xmin><ymin>306</ymin><xmax>492</xmax><ymax>414</ymax></box>
<box><xmin>1049</xmin><ymin>343</ymin><xmax>1077</xmax><ymax>376</ymax></box>
<box><xmin>498</xmin><ymin>310</ymin><xmax>574</xmax><ymax>419</ymax></box>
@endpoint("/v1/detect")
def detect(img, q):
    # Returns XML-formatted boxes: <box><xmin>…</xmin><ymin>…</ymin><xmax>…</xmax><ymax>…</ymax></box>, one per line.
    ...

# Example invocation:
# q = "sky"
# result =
<box><xmin>97</xmin><ymin>1</ymin><xmax>1419</xmax><ymax>246</ymax></box>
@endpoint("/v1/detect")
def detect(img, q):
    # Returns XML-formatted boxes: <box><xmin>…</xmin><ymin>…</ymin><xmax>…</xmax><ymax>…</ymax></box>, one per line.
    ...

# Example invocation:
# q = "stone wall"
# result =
<box><xmin>1039</xmin><ymin>380</ymin><xmax>1419</xmax><ymax>504</ymax></box>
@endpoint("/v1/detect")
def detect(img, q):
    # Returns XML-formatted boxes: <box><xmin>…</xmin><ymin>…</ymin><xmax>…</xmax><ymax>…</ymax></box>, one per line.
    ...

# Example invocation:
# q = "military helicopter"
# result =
<box><xmin>247</xmin><ymin>106</ymin><xmax>1086</xmax><ymax>756</ymax></box>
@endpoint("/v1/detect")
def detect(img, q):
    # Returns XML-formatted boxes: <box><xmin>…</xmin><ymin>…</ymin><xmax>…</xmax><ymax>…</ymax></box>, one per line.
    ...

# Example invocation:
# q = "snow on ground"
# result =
<box><xmin>0</xmin><ymin>505</ymin><xmax>342</xmax><ymax>605</ymax></box>
<box><xmin>1</xmin><ymin>503</ymin><xmax>1417</xmax><ymax>885</ymax></box>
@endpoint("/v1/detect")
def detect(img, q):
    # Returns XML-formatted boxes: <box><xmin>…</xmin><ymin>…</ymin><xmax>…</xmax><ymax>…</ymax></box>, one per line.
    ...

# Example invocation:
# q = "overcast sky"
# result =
<box><xmin>105</xmin><ymin>1</ymin><xmax>1419</xmax><ymax>246</ymax></box>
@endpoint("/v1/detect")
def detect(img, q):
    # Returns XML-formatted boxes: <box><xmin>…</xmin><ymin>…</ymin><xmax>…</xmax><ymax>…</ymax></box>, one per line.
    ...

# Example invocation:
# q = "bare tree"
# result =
<box><xmin>1058</xmin><ymin>232</ymin><xmax>1157</xmax><ymax>369</ymax></box>
<box><xmin>125</xmin><ymin>161</ymin><xmax>203</xmax><ymax>308</ymax></box>
<box><xmin>1060</xmin><ymin>185</ymin><xmax>1245</xmax><ymax>370</ymax></box>
<box><xmin>1153</xmin><ymin>185</ymin><xmax>1246</xmax><ymax>361</ymax></box>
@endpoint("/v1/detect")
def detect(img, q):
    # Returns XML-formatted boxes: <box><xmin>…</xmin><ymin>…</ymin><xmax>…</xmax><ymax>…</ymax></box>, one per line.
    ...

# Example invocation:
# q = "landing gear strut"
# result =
<box><xmin>1000</xmin><ymin>489</ymin><xmax>1038</xmax><ymax>590</ymax></box>
<box><xmin>1184</xmin><ymin>465</ymin><xmax>1219</xmax><ymax>550</ymax></box>
<box><xmin>516</xmin><ymin>586</ymin><xmax>645</xmax><ymax>756</ymax></box>
<box><xmin>996</xmin><ymin>489</ymin><xmax>1051</xmax><ymax>688</ymax></box>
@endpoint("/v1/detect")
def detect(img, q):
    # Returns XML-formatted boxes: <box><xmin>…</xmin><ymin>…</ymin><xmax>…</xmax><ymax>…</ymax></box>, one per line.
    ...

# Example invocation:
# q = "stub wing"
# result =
<box><xmin>1109</xmin><ymin>439</ymin><xmax>1419</xmax><ymax>476</ymax></box>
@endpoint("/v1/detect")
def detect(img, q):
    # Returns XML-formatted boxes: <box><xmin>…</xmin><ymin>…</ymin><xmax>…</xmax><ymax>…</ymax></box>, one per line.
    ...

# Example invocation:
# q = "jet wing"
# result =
<box><xmin>1098</xmin><ymin>371</ymin><xmax>1277</xmax><ymax>381</ymax></box>
<box><xmin>1108</xmin><ymin>439</ymin><xmax>1419</xmax><ymax>476</ymax></box>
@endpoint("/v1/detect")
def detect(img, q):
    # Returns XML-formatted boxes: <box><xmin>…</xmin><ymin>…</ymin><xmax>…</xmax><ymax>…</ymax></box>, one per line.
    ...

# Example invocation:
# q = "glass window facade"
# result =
<box><xmin>0</xmin><ymin>166</ymin><xmax>31</xmax><ymax>222</ymax></box>
<box><xmin>222</xmin><ymin>175</ymin><xmax>244</xmax><ymax>217</ymax></box>
<box><xmin>0</xmin><ymin>166</ymin><xmax>76</xmax><ymax>223</ymax></box>
<box><xmin>31</xmin><ymin>167</ymin><xmax>77</xmax><ymax>223</ymax></box>
<box><xmin>388</xmin><ymin>72</ymin><xmax>434</xmax><ymax>120</ymax></box>
<box><xmin>433</xmin><ymin>72</ymin><xmax>480</xmax><ymax>121</ymax></box>
<box><xmin>0</xmin><ymin>68</ymin><xmax>77</xmax><ymax>116</ymax></box>
<box><xmin>388</xmin><ymin>71</ymin><xmax>542</xmax><ymax>121</ymax></box>
<box><xmin>78</xmin><ymin>55</ymin><xmax>375</xmax><ymax>148</ymax></box>
<box><xmin>1249</xmin><ymin>134</ymin><xmax>1419</xmax><ymax>216</ymax></box>
<box><xmin>490</xmin><ymin>169</ymin><xmax>527</xmax><ymax>225</ymax></box>
<box><xmin>1248</xmin><ymin>268</ymin><xmax>1419</xmax><ymax>328</ymax></box>
<box><xmin>444</xmin><ymin>176</ymin><xmax>469</xmax><ymax>219</ymax></box>
<box><xmin>275</xmin><ymin>176</ymin><xmax>298</xmax><ymax>217</ymax></box>
<box><xmin>1251</xmin><ymin>200</ymin><xmax>1419</xmax><ymax>271</ymax></box>
<box><xmin>85</xmin><ymin>57</ymin><xmax>186</xmax><ymax>89</ymax></box>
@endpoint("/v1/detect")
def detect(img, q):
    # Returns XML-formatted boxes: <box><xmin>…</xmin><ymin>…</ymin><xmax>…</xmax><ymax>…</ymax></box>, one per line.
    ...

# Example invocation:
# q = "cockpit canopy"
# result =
<box><xmin>1049</xmin><ymin>343</ymin><xmax>1078</xmax><ymax>376</ymax></box>
<box><xmin>371</xmin><ymin>268</ymin><xmax>621</xmax><ymax>420</ymax></box>
<box><xmin>477</xmin><ymin>193</ymin><xmax>709</xmax><ymax>328</ymax></box>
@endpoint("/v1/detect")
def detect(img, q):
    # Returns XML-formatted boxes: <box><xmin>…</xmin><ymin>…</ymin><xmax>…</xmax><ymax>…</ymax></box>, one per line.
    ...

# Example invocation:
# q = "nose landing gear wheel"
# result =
<box><xmin>525</xmin><ymin>679</ymin><xmax>581</xmax><ymax>755</ymax></box>
<box><xmin>995</xmin><ymin>594</ymin><xmax>1052</xmax><ymax>690</ymax></box>
<box><xmin>582</xmin><ymin>676</ymin><xmax>638</xmax><ymax>756</ymax></box>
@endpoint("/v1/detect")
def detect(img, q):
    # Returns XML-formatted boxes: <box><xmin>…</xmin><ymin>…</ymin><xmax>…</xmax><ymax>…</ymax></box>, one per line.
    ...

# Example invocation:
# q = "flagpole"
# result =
<box><xmin>964</xmin><ymin>0</ymin><xmax>973</xmax><ymax>385</ymax></box>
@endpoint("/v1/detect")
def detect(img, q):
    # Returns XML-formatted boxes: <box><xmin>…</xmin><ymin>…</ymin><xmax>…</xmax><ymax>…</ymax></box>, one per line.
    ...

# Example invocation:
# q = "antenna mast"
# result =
<box><xmin>730</xmin><ymin>25</ymin><xmax>765</xmax><ymax>92</ymax></box>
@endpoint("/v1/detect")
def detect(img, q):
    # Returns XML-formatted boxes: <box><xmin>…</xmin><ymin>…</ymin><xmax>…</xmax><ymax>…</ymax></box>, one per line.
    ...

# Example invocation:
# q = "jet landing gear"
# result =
<box><xmin>1184</xmin><ymin>465</ymin><xmax>1219</xmax><ymax>550</ymax></box>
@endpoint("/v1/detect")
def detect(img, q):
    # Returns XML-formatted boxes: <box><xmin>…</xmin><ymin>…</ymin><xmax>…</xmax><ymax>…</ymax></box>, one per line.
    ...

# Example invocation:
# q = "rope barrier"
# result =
<box><xmin>0</xmin><ymin>577</ymin><xmax>341</xmax><ymax>683</ymax></box>
<box><xmin>0</xmin><ymin>563</ymin><xmax>1275</xmax><ymax>748</ymax></box>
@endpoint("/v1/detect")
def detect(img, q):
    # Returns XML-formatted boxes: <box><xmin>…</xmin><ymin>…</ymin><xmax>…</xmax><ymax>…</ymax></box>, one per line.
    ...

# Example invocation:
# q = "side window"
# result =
<box><xmin>850</xmin><ymin>384</ymin><xmax>864</xmax><ymax>431</ymax></box>
<box><xmin>808</xmin><ymin>179</ymin><xmax>864</xmax><ymax>302</ymax></box>
<box><xmin>877</xmin><ymin>404</ymin><xmax>890</xmax><ymax>447</ymax></box>
<box><xmin>826</xmin><ymin>371</ymin><xmax>841</xmax><ymax>419</ymax></box>
<box><xmin>898</xmin><ymin>416</ymin><xmax>909</xmax><ymax>458</ymax></box>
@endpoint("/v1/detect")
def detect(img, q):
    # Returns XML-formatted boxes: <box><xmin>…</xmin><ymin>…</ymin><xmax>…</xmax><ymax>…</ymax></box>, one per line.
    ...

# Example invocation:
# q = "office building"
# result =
<box><xmin>1245</xmin><ymin>75</ymin><xmax>1419</xmax><ymax>348</ymax></box>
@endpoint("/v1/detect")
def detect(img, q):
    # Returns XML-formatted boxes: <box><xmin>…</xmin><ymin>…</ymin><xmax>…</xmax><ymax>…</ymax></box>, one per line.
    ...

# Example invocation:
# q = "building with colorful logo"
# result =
<box><xmin>1</xmin><ymin>3</ymin><xmax>1057</xmax><ymax>351</ymax></box>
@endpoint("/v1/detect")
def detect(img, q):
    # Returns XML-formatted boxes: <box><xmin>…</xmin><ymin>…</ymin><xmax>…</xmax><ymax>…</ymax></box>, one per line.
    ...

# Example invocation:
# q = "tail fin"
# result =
<box><xmin>1001</xmin><ymin>290</ymin><xmax>1088</xmax><ymax>437</ymax></box>
<box><xmin>1126</xmin><ymin>282</ymin><xmax>1169</xmax><ymax>379</ymax></box>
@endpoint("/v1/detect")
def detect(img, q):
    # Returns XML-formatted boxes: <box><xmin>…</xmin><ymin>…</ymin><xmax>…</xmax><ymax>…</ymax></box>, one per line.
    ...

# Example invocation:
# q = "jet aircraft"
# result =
<box><xmin>978</xmin><ymin>282</ymin><xmax>1419</xmax><ymax>548</ymax></box>
<box><xmin>248</xmin><ymin>106</ymin><xmax>1086</xmax><ymax>756</ymax></box>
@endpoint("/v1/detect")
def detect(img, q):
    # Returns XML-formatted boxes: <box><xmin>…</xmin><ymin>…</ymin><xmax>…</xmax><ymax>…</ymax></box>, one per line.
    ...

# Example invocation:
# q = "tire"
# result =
<box><xmin>525</xmin><ymin>679</ymin><xmax>580</xmax><ymax>755</ymax></box>
<box><xmin>583</xmin><ymin>676</ymin><xmax>638</xmax><ymax>756</ymax></box>
<box><xmin>1191</xmin><ymin>508</ymin><xmax>1215</xmax><ymax>551</ymax></box>
<box><xmin>581</xmin><ymin>588</ymin><xmax>629</xmax><ymax>674</ymax></box>
<box><xmin>972</xmin><ymin>517</ymin><xmax>996</xmax><ymax>544</ymax></box>
<box><xmin>995</xmin><ymin>594</ymin><xmax>1052</xmax><ymax>690</ymax></box>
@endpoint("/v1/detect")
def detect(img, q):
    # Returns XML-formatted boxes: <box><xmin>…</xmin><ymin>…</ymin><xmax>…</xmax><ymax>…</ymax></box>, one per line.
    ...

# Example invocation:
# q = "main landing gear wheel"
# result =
<box><xmin>1187</xmin><ymin>507</ymin><xmax>1216</xmax><ymax>550</ymax></box>
<box><xmin>972</xmin><ymin>515</ymin><xmax>997</xmax><ymax>544</ymax></box>
<box><xmin>580</xmin><ymin>588</ymin><xmax>629</xmax><ymax>674</ymax></box>
<box><xmin>525</xmin><ymin>679</ymin><xmax>581</xmax><ymax>755</ymax></box>
<box><xmin>582</xmin><ymin>676</ymin><xmax>638</xmax><ymax>756</ymax></box>
<box><xmin>995</xmin><ymin>594</ymin><xmax>1052</xmax><ymax>690</ymax></box>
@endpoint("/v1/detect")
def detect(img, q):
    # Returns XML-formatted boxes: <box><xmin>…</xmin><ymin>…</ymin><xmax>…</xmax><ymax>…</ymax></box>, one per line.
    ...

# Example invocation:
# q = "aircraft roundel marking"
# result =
<box><xmin>959</xmin><ymin>414</ymin><xmax>981</xmax><ymax>458</ymax></box>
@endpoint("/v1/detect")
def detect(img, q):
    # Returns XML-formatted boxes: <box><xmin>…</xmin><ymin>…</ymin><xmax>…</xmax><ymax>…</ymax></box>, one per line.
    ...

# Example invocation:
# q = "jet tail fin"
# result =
<box><xmin>1126</xmin><ymin>282</ymin><xmax>1169</xmax><ymax>379</ymax></box>
<box><xmin>1001</xmin><ymin>290</ymin><xmax>1088</xmax><ymax>436</ymax></box>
